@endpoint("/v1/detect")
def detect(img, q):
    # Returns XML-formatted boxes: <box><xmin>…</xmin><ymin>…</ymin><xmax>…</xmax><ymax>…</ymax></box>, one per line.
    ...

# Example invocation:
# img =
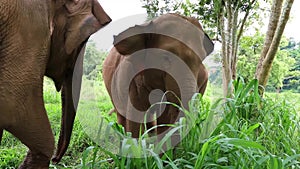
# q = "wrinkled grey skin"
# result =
<box><xmin>103</xmin><ymin>13</ymin><xmax>214</xmax><ymax>138</ymax></box>
<box><xmin>0</xmin><ymin>0</ymin><xmax>111</xmax><ymax>168</ymax></box>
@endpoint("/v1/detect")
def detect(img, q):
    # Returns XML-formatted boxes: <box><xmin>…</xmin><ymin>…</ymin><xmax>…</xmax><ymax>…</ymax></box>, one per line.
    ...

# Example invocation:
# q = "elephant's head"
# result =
<box><xmin>113</xmin><ymin>13</ymin><xmax>214</xmax><ymax>61</ymax></box>
<box><xmin>45</xmin><ymin>0</ymin><xmax>111</xmax><ymax>163</ymax></box>
<box><xmin>113</xmin><ymin>14</ymin><xmax>213</xmax><ymax>91</ymax></box>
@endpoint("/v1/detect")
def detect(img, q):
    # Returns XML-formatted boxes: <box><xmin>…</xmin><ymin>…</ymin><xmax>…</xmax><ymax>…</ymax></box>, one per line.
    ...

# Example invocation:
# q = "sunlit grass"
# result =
<box><xmin>265</xmin><ymin>91</ymin><xmax>300</xmax><ymax>113</ymax></box>
<box><xmin>78</xmin><ymin>78</ymin><xmax>300</xmax><ymax>168</ymax></box>
<box><xmin>1</xmin><ymin>77</ymin><xmax>300</xmax><ymax>168</ymax></box>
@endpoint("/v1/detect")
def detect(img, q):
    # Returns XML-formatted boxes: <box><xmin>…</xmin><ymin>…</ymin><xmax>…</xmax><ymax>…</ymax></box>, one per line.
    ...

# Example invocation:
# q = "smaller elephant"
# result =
<box><xmin>103</xmin><ymin>13</ymin><xmax>214</xmax><ymax>138</ymax></box>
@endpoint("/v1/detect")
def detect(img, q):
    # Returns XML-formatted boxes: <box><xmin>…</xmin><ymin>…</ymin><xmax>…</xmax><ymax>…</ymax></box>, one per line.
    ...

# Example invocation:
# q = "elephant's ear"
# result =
<box><xmin>185</xmin><ymin>16</ymin><xmax>214</xmax><ymax>57</ymax></box>
<box><xmin>113</xmin><ymin>21</ymin><xmax>154</xmax><ymax>55</ymax></box>
<box><xmin>203</xmin><ymin>33</ymin><xmax>214</xmax><ymax>56</ymax></box>
<box><xmin>64</xmin><ymin>0</ymin><xmax>111</xmax><ymax>54</ymax></box>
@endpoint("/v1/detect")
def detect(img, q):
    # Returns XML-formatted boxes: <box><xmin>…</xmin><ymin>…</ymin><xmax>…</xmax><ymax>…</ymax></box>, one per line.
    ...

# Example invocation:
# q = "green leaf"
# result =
<box><xmin>219</xmin><ymin>138</ymin><xmax>266</xmax><ymax>150</ymax></box>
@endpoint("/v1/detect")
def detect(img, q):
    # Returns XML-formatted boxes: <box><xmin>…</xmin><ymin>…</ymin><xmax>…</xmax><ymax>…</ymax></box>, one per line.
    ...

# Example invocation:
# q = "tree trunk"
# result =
<box><xmin>255</xmin><ymin>0</ymin><xmax>283</xmax><ymax>78</ymax></box>
<box><xmin>231</xmin><ymin>7</ymin><xmax>239</xmax><ymax>80</ymax></box>
<box><xmin>256</xmin><ymin>0</ymin><xmax>294</xmax><ymax>93</ymax></box>
<box><xmin>220</xmin><ymin>0</ymin><xmax>257</xmax><ymax>97</ymax></box>
<box><xmin>220</xmin><ymin>3</ymin><xmax>232</xmax><ymax>97</ymax></box>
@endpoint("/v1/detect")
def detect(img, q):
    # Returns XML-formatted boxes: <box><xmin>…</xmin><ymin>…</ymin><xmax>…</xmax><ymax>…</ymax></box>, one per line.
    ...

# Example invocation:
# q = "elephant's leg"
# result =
<box><xmin>116</xmin><ymin>111</ymin><xmax>126</xmax><ymax>129</ymax></box>
<box><xmin>127</xmin><ymin>76</ymin><xmax>151</xmax><ymax>138</ymax></box>
<box><xmin>155</xmin><ymin>104</ymin><xmax>181</xmax><ymax>152</ymax></box>
<box><xmin>116</xmin><ymin>108</ymin><xmax>152</xmax><ymax>136</ymax></box>
<box><xmin>156</xmin><ymin>74</ymin><xmax>180</xmax><ymax>135</ymax></box>
<box><xmin>155</xmin><ymin>74</ymin><xmax>182</xmax><ymax>150</ymax></box>
<box><xmin>6</xmin><ymin>99</ymin><xmax>54</xmax><ymax>168</ymax></box>
<box><xmin>197</xmin><ymin>64</ymin><xmax>208</xmax><ymax>95</ymax></box>
<box><xmin>156</xmin><ymin>105</ymin><xmax>179</xmax><ymax>135</ymax></box>
<box><xmin>125</xmin><ymin>101</ymin><xmax>146</xmax><ymax>138</ymax></box>
<box><xmin>8</xmin><ymin>116</ymin><xmax>54</xmax><ymax>168</ymax></box>
<box><xmin>126</xmin><ymin>116</ymin><xmax>141</xmax><ymax>138</ymax></box>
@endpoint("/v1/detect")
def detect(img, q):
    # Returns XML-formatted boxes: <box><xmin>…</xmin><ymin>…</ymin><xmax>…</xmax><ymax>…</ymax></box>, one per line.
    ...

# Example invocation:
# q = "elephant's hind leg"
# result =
<box><xmin>6</xmin><ymin>104</ymin><xmax>54</xmax><ymax>168</ymax></box>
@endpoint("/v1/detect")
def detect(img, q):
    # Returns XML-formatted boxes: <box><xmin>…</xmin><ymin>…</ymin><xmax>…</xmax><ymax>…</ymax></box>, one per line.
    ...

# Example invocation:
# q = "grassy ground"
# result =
<box><xmin>1</xmin><ymin>78</ymin><xmax>300</xmax><ymax>168</ymax></box>
<box><xmin>265</xmin><ymin>91</ymin><xmax>300</xmax><ymax>113</ymax></box>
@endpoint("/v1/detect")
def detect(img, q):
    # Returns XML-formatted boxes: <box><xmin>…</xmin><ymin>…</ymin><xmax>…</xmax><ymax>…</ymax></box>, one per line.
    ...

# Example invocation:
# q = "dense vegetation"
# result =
<box><xmin>1</xmin><ymin>70</ymin><xmax>300</xmax><ymax>168</ymax></box>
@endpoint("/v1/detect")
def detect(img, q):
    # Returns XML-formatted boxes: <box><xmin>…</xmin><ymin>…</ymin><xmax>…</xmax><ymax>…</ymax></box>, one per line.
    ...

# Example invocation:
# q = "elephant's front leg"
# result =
<box><xmin>155</xmin><ymin>74</ymin><xmax>183</xmax><ymax>149</ymax></box>
<box><xmin>126</xmin><ymin>76</ymin><xmax>152</xmax><ymax>138</ymax></box>
<box><xmin>156</xmin><ymin>74</ymin><xmax>181</xmax><ymax>135</ymax></box>
<box><xmin>6</xmin><ymin>87</ymin><xmax>54</xmax><ymax>169</ymax></box>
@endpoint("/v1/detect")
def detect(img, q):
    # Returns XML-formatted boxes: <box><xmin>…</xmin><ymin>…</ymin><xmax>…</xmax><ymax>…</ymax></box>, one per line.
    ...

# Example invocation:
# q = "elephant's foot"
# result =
<box><xmin>18</xmin><ymin>151</ymin><xmax>50</xmax><ymax>169</ymax></box>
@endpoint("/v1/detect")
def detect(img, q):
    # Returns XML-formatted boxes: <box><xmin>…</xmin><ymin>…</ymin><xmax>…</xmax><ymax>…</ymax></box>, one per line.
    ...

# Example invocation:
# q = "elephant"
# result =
<box><xmin>102</xmin><ymin>13</ymin><xmax>214</xmax><ymax>139</ymax></box>
<box><xmin>0</xmin><ymin>0</ymin><xmax>111</xmax><ymax>168</ymax></box>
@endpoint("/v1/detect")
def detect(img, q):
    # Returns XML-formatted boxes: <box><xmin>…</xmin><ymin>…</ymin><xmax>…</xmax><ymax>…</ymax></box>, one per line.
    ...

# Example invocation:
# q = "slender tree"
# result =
<box><xmin>255</xmin><ymin>0</ymin><xmax>294</xmax><ymax>94</ymax></box>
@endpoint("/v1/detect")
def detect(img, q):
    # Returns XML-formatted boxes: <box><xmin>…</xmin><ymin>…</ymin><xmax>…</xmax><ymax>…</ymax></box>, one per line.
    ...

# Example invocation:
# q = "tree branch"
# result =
<box><xmin>237</xmin><ymin>0</ymin><xmax>256</xmax><ymax>42</ymax></box>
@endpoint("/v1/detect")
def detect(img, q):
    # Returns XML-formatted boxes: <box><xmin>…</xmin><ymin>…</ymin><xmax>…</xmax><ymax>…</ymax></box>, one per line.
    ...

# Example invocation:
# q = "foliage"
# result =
<box><xmin>237</xmin><ymin>32</ymin><xmax>264</xmax><ymax>82</ymax></box>
<box><xmin>0</xmin><ymin>140</ymin><xmax>26</xmax><ymax>168</ymax></box>
<box><xmin>266</xmin><ymin>91</ymin><xmax>300</xmax><ymax>113</ymax></box>
<box><xmin>268</xmin><ymin>49</ymin><xmax>295</xmax><ymax>90</ymax></box>
<box><xmin>141</xmin><ymin>0</ymin><xmax>262</xmax><ymax>39</ymax></box>
<box><xmin>282</xmin><ymin>38</ymin><xmax>300</xmax><ymax>92</ymax></box>
<box><xmin>237</xmin><ymin>33</ymin><xmax>296</xmax><ymax>91</ymax></box>
<box><xmin>83</xmin><ymin>41</ymin><xmax>108</xmax><ymax>81</ymax></box>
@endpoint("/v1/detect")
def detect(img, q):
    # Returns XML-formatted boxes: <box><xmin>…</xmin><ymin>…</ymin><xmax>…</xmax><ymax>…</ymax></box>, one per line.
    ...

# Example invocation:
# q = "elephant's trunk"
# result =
<box><xmin>52</xmin><ymin>46</ymin><xmax>84</xmax><ymax>164</ymax></box>
<box><xmin>52</xmin><ymin>74</ymin><xmax>76</xmax><ymax>164</ymax></box>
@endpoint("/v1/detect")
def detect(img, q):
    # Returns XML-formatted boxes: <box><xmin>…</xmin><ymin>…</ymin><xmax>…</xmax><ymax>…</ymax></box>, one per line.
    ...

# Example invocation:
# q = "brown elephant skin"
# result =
<box><xmin>0</xmin><ymin>0</ymin><xmax>111</xmax><ymax>168</ymax></box>
<box><xmin>103</xmin><ymin>13</ymin><xmax>214</xmax><ymax>138</ymax></box>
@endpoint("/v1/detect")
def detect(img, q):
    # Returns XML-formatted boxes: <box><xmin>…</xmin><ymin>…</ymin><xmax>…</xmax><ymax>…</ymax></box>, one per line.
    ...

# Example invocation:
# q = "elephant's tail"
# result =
<box><xmin>0</xmin><ymin>129</ymin><xmax>3</xmax><ymax>144</ymax></box>
<box><xmin>108</xmin><ymin>108</ymin><xmax>116</xmax><ymax>116</ymax></box>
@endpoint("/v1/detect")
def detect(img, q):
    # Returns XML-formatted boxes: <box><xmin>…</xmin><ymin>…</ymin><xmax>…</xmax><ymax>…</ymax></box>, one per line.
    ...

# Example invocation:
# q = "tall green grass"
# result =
<box><xmin>1</xmin><ymin>77</ymin><xmax>300</xmax><ymax>168</ymax></box>
<box><xmin>79</xmin><ymin>78</ymin><xmax>300</xmax><ymax>168</ymax></box>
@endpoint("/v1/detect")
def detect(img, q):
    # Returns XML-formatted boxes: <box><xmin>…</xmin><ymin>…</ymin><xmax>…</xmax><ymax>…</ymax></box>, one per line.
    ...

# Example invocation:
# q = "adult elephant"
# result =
<box><xmin>0</xmin><ymin>0</ymin><xmax>111</xmax><ymax>168</ymax></box>
<box><xmin>103</xmin><ymin>13</ymin><xmax>214</xmax><ymax>138</ymax></box>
